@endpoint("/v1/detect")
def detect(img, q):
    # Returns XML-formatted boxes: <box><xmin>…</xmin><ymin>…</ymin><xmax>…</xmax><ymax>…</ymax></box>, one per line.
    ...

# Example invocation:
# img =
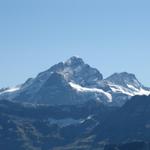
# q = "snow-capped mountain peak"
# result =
<box><xmin>106</xmin><ymin>72</ymin><xmax>142</xmax><ymax>89</ymax></box>
<box><xmin>103</xmin><ymin>72</ymin><xmax>150</xmax><ymax>105</ymax></box>
<box><xmin>0</xmin><ymin>57</ymin><xmax>150</xmax><ymax>106</ymax></box>
<box><xmin>49</xmin><ymin>56</ymin><xmax>103</xmax><ymax>87</ymax></box>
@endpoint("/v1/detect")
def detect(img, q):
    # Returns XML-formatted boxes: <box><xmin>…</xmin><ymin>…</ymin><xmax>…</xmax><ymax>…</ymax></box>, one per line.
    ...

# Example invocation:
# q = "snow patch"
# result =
<box><xmin>109</xmin><ymin>83</ymin><xmax>150</xmax><ymax>97</ymax></box>
<box><xmin>127</xmin><ymin>84</ymin><xmax>139</xmax><ymax>91</ymax></box>
<box><xmin>69</xmin><ymin>82</ymin><xmax>112</xmax><ymax>102</ymax></box>
<box><xmin>133</xmin><ymin>88</ymin><xmax>150</xmax><ymax>96</ymax></box>
<box><xmin>109</xmin><ymin>84</ymin><xmax>134</xmax><ymax>96</ymax></box>
<box><xmin>0</xmin><ymin>87</ymin><xmax>20</xmax><ymax>95</ymax></box>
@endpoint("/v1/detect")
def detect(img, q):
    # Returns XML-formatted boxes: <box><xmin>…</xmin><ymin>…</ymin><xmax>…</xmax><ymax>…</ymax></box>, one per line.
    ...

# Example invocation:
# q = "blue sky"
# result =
<box><xmin>0</xmin><ymin>0</ymin><xmax>150</xmax><ymax>88</ymax></box>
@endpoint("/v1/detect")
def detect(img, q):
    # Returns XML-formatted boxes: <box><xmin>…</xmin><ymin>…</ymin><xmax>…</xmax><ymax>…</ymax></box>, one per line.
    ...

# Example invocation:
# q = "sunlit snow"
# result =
<box><xmin>69</xmin><ymin>82</ymin><xmax>112</xmax><ymax>102</ymax></box>
<box><xmin>0</xmin><ymin>87</ymin><xmax>20</xmax><ymax>95</ymax></box>
<box><xmin>109</xmin><ymin>83</ymin><xmax>150</xmax><ymax>97</ymax></box>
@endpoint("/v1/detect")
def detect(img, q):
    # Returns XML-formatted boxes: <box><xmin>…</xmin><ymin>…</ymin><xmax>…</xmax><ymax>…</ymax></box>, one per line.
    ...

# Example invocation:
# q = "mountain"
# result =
<box><xmin>52</xmin><ymin>95</ymin><xmax>150</xmax><ymax>149</ymax></box>
<box><xmin>1</xmin><ymin>95</ymin><xmax>150</xmax><ymax>149</ymax></box>
<box><xmin>0</xmin><ymin>99</ymin><xmax>115</xmax><ymax>150</ymax></box>
<box><xmin>104</xmin><ymin>72</ymin><xmax>150</xmax><ymax>106</ymax></box>
<box><xmin>93</xmin><ymin>95</ymin><xmax>150</xmax><ymax>143</ymax></box>
<box><xmin>1</xmin><ymin>57</ymin><xmax>150</xmax><ymax>149</ymax></box>
<box><xmin>0</xmin><ymin>56</ymin><xmax>150</xmax><ymax>106</ymax></box>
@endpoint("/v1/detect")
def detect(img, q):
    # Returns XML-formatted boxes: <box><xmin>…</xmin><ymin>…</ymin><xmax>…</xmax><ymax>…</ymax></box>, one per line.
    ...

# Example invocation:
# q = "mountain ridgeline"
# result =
<box><xmin>0</xmin><ymin>57</ymin><xmax>150</xmax><ymax>150</ymax></box>
<box><xmin>0</xmin><ymin>56</ymin><xmax>150</xmax><ymax>106</ymax></box>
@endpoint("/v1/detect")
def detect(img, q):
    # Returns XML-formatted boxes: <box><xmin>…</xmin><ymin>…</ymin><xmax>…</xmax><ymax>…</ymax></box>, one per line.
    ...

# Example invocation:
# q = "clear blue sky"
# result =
<box><xmin>0</xmin><ymin>0</ymin><xmax>150</xmax><ymax>88</ymax></box>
